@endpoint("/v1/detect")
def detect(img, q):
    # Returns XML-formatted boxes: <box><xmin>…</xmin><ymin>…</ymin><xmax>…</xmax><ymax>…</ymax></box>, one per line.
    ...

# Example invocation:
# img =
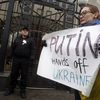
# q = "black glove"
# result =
<box><xmin>42</xmin><ymin>40</ymin><xmax>47</xmax><ymax>47</ymax></box>
<box><xmin>94</xmin><ymin>43</ymin><xmax>99</xmax><ymax>58</ymax></box>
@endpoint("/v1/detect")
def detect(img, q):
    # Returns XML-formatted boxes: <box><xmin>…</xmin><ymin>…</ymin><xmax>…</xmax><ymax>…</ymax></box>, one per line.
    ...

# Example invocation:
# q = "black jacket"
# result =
<box><xmin>12</xmin><ymin>36</ymin><xmax>34</xmax><ymax>59</ymax></box>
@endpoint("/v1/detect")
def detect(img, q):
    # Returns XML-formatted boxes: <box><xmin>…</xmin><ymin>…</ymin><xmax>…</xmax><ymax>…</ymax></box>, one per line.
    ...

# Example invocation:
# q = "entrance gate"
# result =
<box><xmin>0</xmin><ymin>0</ymin><xmax>79</xmax><ymax>88</ymax></box>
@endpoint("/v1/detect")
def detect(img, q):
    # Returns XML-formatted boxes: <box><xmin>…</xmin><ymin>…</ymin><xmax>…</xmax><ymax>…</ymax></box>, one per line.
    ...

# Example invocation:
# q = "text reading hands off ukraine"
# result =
<box><xmin>49</xmin><ymin>29</ymin><xmax>99</xmax><ymax>84</ymax></box>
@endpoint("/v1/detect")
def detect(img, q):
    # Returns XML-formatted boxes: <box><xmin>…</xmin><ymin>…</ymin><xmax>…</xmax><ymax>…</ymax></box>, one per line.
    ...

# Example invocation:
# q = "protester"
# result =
<box><xmin>79</xmin><ymin>4</ymin><xmax>100</xmax><ymax>100</ymax></box>
<box><xmin>4</xmin><ymin>27</ymin><xmax>34</xmax><ymax>99</ymax></box>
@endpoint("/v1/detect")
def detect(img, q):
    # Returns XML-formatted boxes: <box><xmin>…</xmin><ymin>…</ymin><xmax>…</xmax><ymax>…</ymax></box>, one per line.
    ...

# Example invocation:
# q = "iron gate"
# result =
<box><xmin>0</xmin><ymin>0</ymin><xmax>79</xmax><ymax>88</ymax></box>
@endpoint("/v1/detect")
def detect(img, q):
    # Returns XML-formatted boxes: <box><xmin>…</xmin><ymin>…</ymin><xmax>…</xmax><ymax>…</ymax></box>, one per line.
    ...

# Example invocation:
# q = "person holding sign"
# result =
<box><xmin>79</xmin><ymin>4</ymin><xmax>100</xmax><ymax>100</ymax></box>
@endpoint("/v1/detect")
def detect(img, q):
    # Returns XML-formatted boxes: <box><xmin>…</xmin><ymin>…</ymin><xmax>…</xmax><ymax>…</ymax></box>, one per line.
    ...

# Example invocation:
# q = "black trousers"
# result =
<box><xmin>9</xmin><ymin>58</ymin><xmax>29</xmax><ymax>93</ymax></box>
<box><xmin>75</xmin><ymin>90</ymin><xmax>81</xmax><ymax>100</ymax></box>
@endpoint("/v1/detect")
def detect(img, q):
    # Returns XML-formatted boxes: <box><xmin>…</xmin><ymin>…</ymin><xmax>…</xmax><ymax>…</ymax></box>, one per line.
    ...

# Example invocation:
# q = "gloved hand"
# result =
<box><xmin>42</xmin><ymin>40</ymin><xmax>47</xmax><ymax>47</ymax></box>
<box><xmin>94</xmin><ymin>43</ymin><xmax>100</xmax><ymax>58</ymax></box>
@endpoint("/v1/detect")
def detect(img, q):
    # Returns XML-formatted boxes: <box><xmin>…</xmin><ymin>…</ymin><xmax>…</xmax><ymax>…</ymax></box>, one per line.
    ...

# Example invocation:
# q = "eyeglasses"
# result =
<box><xmin>80</xmin><ymin>11</ymin><xmax>92</xmax><ymax>17</ymax></box>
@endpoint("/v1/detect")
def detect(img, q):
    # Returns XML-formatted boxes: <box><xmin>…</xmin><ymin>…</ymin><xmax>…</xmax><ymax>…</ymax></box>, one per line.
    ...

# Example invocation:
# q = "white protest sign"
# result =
<box><xmin>37</xmin><ymin>25</ymin><xmax>100</xmax><ymax>97</ymax></box>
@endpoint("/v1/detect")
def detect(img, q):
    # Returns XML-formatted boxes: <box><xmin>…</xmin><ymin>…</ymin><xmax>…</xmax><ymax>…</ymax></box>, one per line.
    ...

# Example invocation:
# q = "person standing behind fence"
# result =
<box><xmin>78</xmin><ymin>4</ymin><xmax>100</xmax><ymax>100</ymax></box>
<box><xmin>4</xmin><ymin>27</ymin><xmax>34</xmax><ymax>99</ymax></box>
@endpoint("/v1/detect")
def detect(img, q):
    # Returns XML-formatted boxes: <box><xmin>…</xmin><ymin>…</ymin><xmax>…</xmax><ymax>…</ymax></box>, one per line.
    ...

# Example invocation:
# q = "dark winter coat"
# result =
<box><xmin>12</xmin><ymin>36</ymin><xmax>34</xmax><ymax>60</ymax></box>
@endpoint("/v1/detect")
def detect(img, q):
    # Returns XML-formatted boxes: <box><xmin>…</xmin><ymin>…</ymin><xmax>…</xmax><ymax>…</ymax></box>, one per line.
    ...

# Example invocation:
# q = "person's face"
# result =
<box><xmin>80</xmin><ymin>7</ymin><xmax>96</xmax><ymax>25</ymax></box>
<box><xmin>20</xmin><ymin>30</ymin><xmax>29</xmax><ymax>38</ymax></box>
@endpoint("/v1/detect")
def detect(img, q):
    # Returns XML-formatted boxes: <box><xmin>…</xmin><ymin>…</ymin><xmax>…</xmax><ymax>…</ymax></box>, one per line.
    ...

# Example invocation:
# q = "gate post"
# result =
<box><xmin>0</xmin><ymin>0</ymin><xmax>15</xmax><ymax>72</ymax></box>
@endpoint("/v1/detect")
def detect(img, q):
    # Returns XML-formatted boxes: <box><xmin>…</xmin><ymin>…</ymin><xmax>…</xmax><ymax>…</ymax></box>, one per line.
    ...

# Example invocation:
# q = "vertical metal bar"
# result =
<box><xmin>0</xmin><ymin>0</ymin><xmax>15</xmax><ymax>72</ymax></box>
<box><xmin>36</xmin><ymin>5</ymin><xmax>44</xmax><ymax>30</ymax></box>
<box><xmin>63</xmin><ymin>2</ymin><xmax>67</xmax><ymax>29</ymax></box>
<box><xmin>63</xmin><ymin>9</ymin><xmax>67</xmax><ymax>29</ymax></box>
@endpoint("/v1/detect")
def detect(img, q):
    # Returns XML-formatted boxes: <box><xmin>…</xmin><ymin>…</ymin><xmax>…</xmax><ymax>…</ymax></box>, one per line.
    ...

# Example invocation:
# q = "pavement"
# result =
<box><xmin>0</xmin><ymin>88</ymin><xmax>75</xmax><ymax>100</ymax></box>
